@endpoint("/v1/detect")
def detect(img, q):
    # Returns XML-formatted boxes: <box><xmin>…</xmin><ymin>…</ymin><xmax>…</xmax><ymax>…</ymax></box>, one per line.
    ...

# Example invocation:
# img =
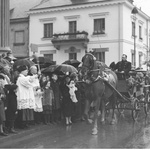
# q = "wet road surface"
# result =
<box><xmin>1</xmin><ymin>109</ymin><xmax>150</xmax><ymax>148</ymax></box>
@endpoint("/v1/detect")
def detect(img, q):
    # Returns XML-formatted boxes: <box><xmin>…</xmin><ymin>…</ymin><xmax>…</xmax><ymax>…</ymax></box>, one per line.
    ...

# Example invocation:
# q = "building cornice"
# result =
<box><xmin>27</xmin><ymin>0</ymin><xmax>126</xmax><ymax>15</ymax></box>
<box><xmin>10</xmin><ymin>17</ymin><xmax>29</xmax><ymax>23</ymax></box>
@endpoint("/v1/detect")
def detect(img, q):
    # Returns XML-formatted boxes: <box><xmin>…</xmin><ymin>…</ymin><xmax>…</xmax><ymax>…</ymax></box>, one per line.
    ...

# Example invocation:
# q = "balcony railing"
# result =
<box><xmin>51</xmin><ymin>31</ymin><xmax>89</xmax><ymax>43</ymax></box>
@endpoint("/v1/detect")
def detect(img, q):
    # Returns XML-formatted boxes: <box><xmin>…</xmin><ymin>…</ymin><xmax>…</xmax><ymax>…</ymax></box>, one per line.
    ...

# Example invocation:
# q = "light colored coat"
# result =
<box><xmin>16</xmin><ymin>74</ymin><xmax>35</xmax><ymax>110</ymax></box>
<box><xmin>30</xmin><ymin>74</ymin><xmax>43</xmax><ymax>112</ymax></box>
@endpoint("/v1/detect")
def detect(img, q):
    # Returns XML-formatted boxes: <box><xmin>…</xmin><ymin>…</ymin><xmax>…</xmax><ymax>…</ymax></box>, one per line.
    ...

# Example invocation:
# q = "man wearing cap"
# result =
<box><xmin>114</xmin><ymin>54</ymin><xmax>131</xmax><ymax>78</ymax></box>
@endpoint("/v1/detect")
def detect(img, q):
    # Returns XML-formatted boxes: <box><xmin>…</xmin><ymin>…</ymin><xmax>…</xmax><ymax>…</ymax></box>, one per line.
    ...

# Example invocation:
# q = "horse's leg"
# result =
<box><xmin>110</xmin><ymin>93</ymin><xmax>117</xmax><ymax>125</ymax></box>
<box><xmin>92</xmin><ymin>97</ymin><xmax>100</xmax><ymax>135</ymax></box>
<box><xmin>100</xmin><ymin>97</ymin><xmax>106</xmax><ymax>124</ymax></box>
<box><xmin>84</xmin><ymin>99</ymin><xmax>92</xmax><ymax>124</ymax></box>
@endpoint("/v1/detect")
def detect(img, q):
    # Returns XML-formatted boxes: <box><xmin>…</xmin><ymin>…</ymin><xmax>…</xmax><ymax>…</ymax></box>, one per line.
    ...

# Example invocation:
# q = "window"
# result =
<box><xmin>44</xmin><ymin>54</ymin><xmax>53</xmax><ymax>61</ymax></box>
<box><xmin>69</xmin><ymin>21</ymin><xmax>77</xmax><ymax>38</ymax></box>
<box><xmin>14</xmin><ymin>30</ymin><xmax>24</xmax><ymax>45</ymax></box>
<box><xmin>69</xmin><ymin>53</ymin><xmax>77</xmax><ymax>60</ymax></box>
<box><xmin>44</xmin><ymin>23</ymin><xmax>53</xmax><ymax>38</ymax></box>
<box><xmin>139</xmin><ymin>53</ymin><xmax>142</xmax><ymax>67</ymax></box>
<box><xmin>94</xmin><ymin>52</ymin><xmax>105</xmax><ymax>62</ymax></box>
<box><xmin>139</xmin><ymin>25</ymin><xmax>142</xmax><ymax>40</ymax></box>
<box><xmin>132</xmin><ymin>22</ymin><xmax>135</xmax><ymax>37</ymax></box>
<box><xmin>69</xmin><ymin>21</ymin><xmax>77</xmax><ymax>33</ymax></box>
<box><xmin>93</xmin><ymin>18</ymin><xmax>105</xmax><ymax>35</ymax></box>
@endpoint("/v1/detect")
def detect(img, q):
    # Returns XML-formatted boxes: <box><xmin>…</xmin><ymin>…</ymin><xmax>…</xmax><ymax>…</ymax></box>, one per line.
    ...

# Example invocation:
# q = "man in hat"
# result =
<box><xmin>114</xmin><ymin>54</ymin><xmax>131</xmax><ymax>78</ymax></box>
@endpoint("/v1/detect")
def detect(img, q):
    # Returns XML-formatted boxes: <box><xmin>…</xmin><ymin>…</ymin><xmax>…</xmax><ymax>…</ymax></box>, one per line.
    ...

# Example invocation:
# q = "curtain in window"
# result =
<box><xmin>44</xmin><ymin>23</ymin><xmax>53</xmax><ymax>38</ymax></box>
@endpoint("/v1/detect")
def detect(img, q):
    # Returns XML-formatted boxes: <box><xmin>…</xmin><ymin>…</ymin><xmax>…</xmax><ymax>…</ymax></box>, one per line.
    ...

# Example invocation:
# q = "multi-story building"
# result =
<box><xmin>10</xmin><ymin>0</ymin><xmax>42</xmax><ymax>58</ymax></box>
<box><xmin>27</xmin><ymin>0</ymin><xmax>150</xmax><ymax>68</ymax></box>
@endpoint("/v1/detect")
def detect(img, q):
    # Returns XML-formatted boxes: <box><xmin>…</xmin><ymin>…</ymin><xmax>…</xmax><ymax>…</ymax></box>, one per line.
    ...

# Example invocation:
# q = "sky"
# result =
<box><xmin>133</xmin><ymin>0</ymin><xmax>150</xmax><ymax>16</ymax></box>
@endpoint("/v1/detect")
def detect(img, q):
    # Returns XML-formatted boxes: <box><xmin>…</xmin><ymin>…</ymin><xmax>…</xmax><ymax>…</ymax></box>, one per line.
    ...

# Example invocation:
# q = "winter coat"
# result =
<box><xmin>0</xmin><ymin>87</ymin><xmax>6</xmax><ymax>124</ymax></box>
<box><xmin>60</xmin><ymin>82</ymin><xmax>74</xmax><ymax>117</ymax></box>
<box><xmin>51</xmin><ymin>80</ymin><xmax>61</xmax><ymax>110</ymax></box>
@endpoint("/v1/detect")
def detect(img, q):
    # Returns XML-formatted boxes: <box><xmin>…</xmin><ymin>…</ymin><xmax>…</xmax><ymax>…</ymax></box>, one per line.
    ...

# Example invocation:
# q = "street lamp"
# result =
<box><xmin>131</xmin><ymin>7</ymin><xmax>138</xmax><ymax>68</ymax></box>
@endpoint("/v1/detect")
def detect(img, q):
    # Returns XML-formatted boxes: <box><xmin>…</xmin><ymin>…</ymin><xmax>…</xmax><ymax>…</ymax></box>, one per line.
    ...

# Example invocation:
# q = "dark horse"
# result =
<box><xmin>79</xmin><ymin>53</ymin><xmax>118</xmax><ymax>135</ymax></box>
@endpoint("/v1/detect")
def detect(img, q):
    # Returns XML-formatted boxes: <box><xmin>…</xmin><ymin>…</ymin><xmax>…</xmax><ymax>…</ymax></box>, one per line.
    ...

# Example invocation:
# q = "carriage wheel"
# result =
<box><xmin>117</xmin><ymin>102</ymin><xmax>125</xmax><ymax>114</ymax></box>
<box><xmin>144</xmin><ymin>92</ymin><xmax>150</xmax><ymax>116</ymax></box>
<box><xmin>131</xmin><ymin>100</ymin><xmax>139</xmax><ymax>121</ymax></box>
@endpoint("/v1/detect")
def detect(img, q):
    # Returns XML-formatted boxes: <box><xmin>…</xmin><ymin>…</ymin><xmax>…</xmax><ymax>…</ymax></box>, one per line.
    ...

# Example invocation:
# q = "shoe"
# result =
<box><xmin>66</xmin><ymin>122</ymin><xmax>69</xmax><ymax>126</ymax></box>
<box><xmin>69</xmin><ymin>121</ymin><xmax>72</xmax><ymax>125</ymax></box>
<box><xmin>9</xmin><ymin>129</ymin><xmax>18</xmax><ymax>134</ymax></box>
<box><xmin>0</xmin><ymin>132</ymin><xmax>8</xmax><ymax>136</ymax></box>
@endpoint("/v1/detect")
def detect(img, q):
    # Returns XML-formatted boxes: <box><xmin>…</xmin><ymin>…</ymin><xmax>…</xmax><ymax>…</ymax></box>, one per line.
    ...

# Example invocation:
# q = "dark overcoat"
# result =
<box><xmin>0</xmin><ymin>87</ymin><xmax>6</xmax><ymax>124</ymax></box>
<box><xmin>51</xmin><ymin>80</ymin><xmax>61</xmax><ymax>110</ymax></box>
<box><xmin>60</xmin><ymin>82</ymin><xmax>74</xmax><ymax>117</ymax></box>
<box><xmin>115</xmin><ymin>60</ymin><xmax>131</xmax><ymax>74</ymax></box>
<box><xmin>5</xmin><ymin>90</ymin><xmax>17</xmax><ymax>121</ymax></box>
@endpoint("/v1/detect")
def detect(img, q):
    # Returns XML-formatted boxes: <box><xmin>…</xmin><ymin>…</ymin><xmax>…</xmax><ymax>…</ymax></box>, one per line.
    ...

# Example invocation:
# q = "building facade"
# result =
<box><xmin>28</xmin><ymin>0</ymin><xmax>150</xmax><ymax>68</ymax></box>
<box><xmin>9</xmin><ymin>0</ymin><xmax>42</xmax><ymax>58</ymax></box>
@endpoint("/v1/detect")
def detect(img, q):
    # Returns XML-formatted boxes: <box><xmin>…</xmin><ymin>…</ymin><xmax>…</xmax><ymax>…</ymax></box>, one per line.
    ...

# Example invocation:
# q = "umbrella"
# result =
<box><xmin>54</xmin><ymin>64</ymin><xmax>78</xmax><ymax>74</ymax></box>
<box><xmin>41</xmin><ymin>65</ymin><xmax>59</xmax><ymax>74</ymax></box>
<box><xmin>62</xmin><ymin>59</ymin><xmax>80</xmax><ymax>68</ymax></box>
<box><xmin>13</xmin><ymin>59</ymin><xmax>35</xmax><ymax>70</ymax></box>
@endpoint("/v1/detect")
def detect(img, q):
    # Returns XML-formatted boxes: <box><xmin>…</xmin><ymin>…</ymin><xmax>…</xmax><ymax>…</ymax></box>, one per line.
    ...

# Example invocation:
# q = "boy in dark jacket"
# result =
<box><xmin>5</xmin><ymin>84</ymin><xmax>18</xmax><ymax>133</ymax></box>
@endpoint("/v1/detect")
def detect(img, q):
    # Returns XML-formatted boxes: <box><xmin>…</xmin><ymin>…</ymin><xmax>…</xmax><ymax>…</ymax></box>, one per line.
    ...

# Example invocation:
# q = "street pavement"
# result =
<box><xmin>1</xmin><ymin>109</ymin><xmax>150</xmax><ymax>148</ymax></box>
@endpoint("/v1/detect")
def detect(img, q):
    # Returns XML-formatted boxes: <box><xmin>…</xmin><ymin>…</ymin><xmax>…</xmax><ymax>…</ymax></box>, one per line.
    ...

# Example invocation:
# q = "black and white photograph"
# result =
<box><xmin>0</xmin><ymin>0</ymin><xmax>150</xmax><ymax>148</ymax></box>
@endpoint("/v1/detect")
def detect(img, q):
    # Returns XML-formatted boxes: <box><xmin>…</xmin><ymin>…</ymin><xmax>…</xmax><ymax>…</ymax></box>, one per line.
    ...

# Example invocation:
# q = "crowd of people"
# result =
<box><xmin>1</xmin><ymin>51</ymin><xmax>150</xmax><ymax>137</ymax></box>
<box><xmin>0</xmin><ymin>54</ymin><xmax>86</xmax><ymax>136</ymax></box>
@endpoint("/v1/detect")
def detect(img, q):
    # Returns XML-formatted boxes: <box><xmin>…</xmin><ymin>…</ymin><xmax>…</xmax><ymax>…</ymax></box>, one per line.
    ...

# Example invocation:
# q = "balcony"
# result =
<box><xmin>51</xmin><ymin>31</ymin><xmax>89</xmax><ymax>50</ymax></box>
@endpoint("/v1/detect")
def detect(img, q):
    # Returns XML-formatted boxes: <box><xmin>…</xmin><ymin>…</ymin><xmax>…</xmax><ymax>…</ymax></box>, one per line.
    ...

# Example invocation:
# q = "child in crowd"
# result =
<box><xmin>42</xmin><ymin>79</ymin><xmax>54</xmax><ymax>124</ymax></box>
<box><xmin>67</xmin><ymin>80</ymin><xmax>78</xmax><ymax>103</ymax></box>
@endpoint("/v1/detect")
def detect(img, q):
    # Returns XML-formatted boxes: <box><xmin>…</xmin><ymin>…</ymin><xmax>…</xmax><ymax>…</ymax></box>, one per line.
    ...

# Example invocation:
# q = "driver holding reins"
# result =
<box><xmin>114</xmin><ymin>54</ymin><xmax>131</xmax><ymax>78</ymax></box>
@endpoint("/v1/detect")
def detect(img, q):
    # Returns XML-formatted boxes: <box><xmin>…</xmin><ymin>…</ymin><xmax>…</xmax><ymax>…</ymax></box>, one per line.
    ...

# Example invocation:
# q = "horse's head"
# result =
<box><xmin>80</xmin><ymin>53</ymin><xmax>96</xmax><ymax>81</ymax></box>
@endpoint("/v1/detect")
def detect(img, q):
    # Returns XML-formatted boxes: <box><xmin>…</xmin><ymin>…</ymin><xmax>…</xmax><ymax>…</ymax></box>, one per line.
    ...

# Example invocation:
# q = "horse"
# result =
<box><xmin>79</xmin><ymin>53</ymin><xmax>118</xmax><ymax>135</ymax></box>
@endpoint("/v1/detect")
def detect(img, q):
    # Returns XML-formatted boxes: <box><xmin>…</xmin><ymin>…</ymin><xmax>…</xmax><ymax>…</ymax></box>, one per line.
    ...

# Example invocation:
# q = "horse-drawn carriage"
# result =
<box><xmin>79</xmin><ymin>52</ymin><xmax>150</xmax><ymax>135</ymax></box>
<box><xmin>115</xmin><ymin>70</ymin><xmax>150</xmax><ymax>121</ymax></box>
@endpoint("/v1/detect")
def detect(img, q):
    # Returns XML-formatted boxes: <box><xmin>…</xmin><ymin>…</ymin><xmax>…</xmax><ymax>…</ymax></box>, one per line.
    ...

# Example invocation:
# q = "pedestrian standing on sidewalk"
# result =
<box><xmin>29</xmin><ymin>66</ymin><xmax>43</xmax><ymax>124</ymax></box>
<box><xmin>0</xmin><ymin>74</ymin><xmax>8</xmax><ymax>136</ymax></box>
<box><xmin>5</xmin><ymin>84</ymin><xmax>18</xmax><ymax>133</ymax></box>
<box><xmin>42</xmin><ymin>78</ymin><xmax>54</xmax><ymax>125</ymax></box>
<box><xmin>16</xmin><ymin>65</ymin><xmax>35</xmax><ymax>129</ymax></box>
<box><xmin>51</xmin><ymin>74</ymin><xmax>62</xmax><ymax>124</ymax></box>
<box><xmin>60</xmin><ymin>75</ymin><xmax>74</xmax><ymax>125</ymax></box>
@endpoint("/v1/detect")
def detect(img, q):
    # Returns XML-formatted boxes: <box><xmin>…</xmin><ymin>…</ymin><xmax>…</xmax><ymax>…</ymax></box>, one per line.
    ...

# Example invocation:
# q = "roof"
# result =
<box><xmin>10</xmin><ymin>0</ymin><xmax>42</xmax><ymax>19</ymax></box>
<box><xmin>30</xmin><ymin>0</ymin><xmax>113</xmax><ymax>11</ymax></box>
